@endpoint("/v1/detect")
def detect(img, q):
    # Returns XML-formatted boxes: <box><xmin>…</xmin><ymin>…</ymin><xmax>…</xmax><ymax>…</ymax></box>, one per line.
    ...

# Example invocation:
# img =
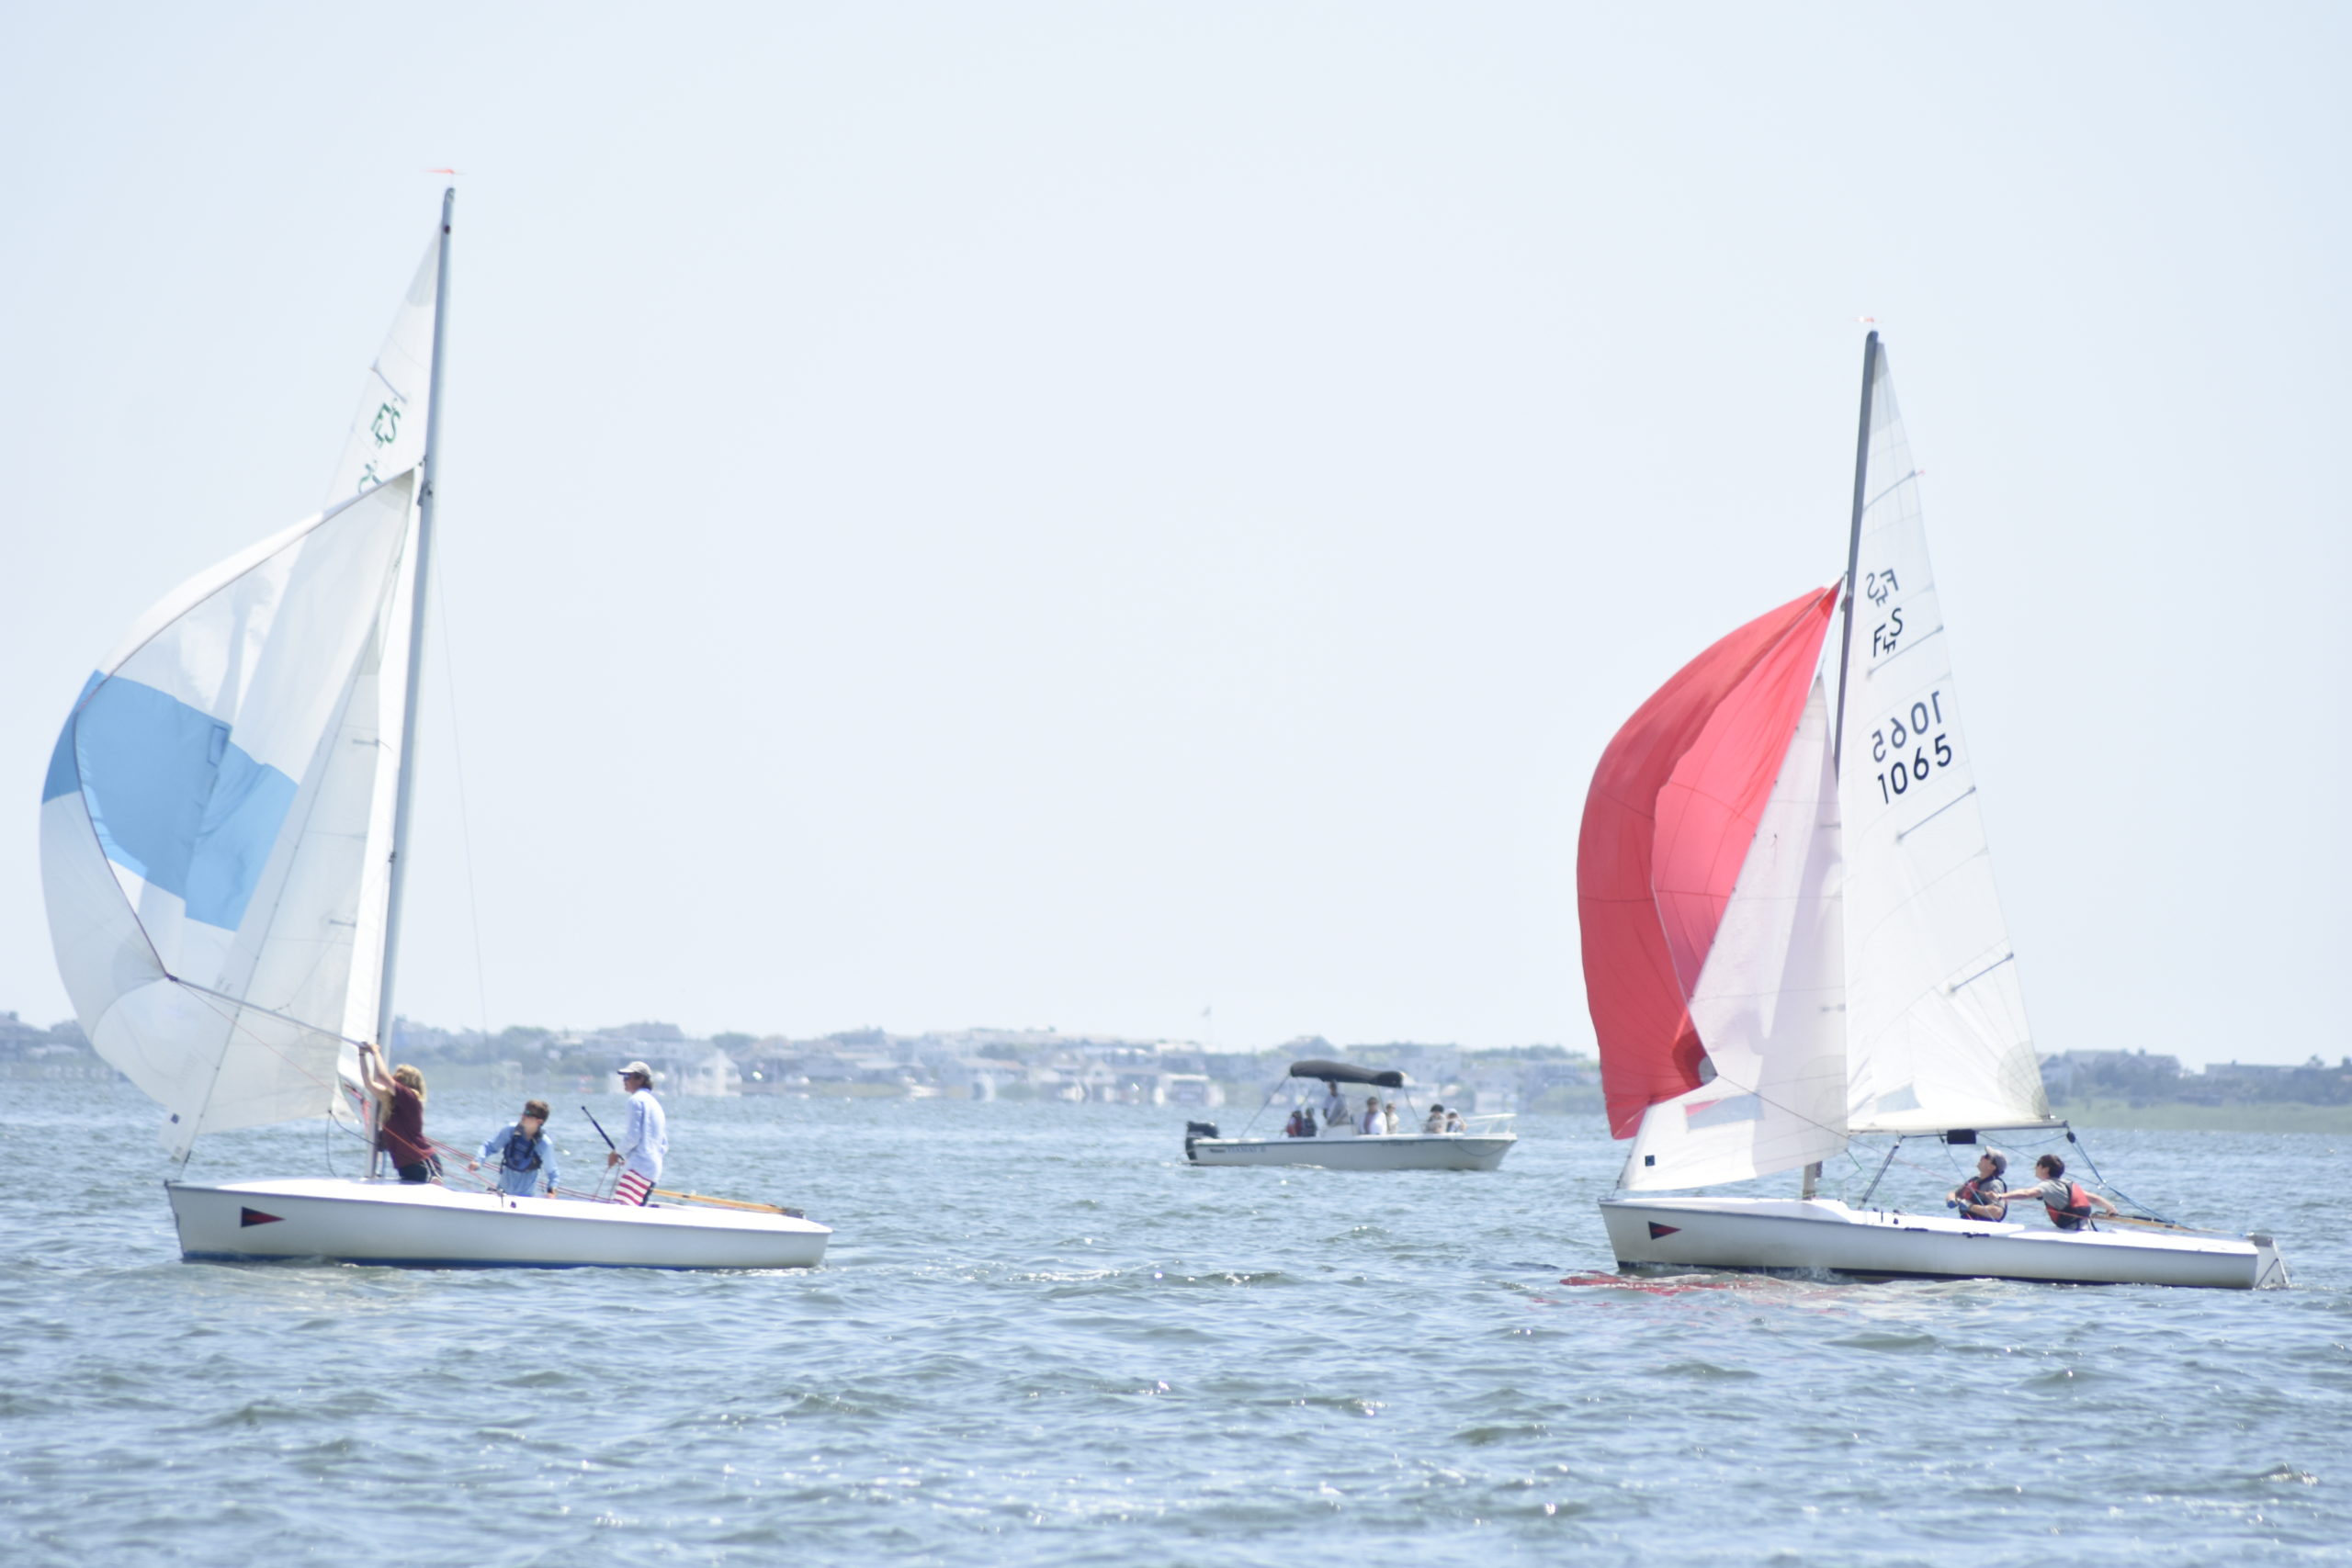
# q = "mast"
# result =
<box><xmin>1828</xmin><ymin>330</ymin><xmax>1879</xmax><ymax>776</ymax></box>
<box><xmin>374</xmin><ymin>187</ymin><xmax>454</xmax><ymax>1053</ymax></box>
<box><xmin>1811</xmin><ymin>329</ymin><xmax>1878</xmax><ymax>1201</ymax></box>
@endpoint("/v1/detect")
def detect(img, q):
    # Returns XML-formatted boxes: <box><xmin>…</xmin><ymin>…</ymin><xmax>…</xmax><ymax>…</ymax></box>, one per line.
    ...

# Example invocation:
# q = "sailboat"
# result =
<box><xmin>1575</xmin><ymin>333</ymin><xmax>2285</xmax><ymax>1290</ymax></box>
<box><xmin>40</xmin><ymin>192</ymin><xmax>830</xmax><ymax>1269</ymax></box>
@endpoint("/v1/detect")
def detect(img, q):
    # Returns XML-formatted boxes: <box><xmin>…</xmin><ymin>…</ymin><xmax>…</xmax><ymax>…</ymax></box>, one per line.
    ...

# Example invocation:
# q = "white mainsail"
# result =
<box><xmin>1835</xmin><ymin>348</ymin><xmax>2050</xmax><ymax>1133</ymax></box>
<box><xmin>40</xmin><ymin>473</ymin><xmax>423</xmax><ymax>1155</ymax></box>
<box><xmin>327</xmin><ymin>239</ymin><xmax>439</xmax><ymax>502</ymax></box>
<box><xmin>1626</xmin><ymin>679</ymin><xmax>1848</xmax><ymax>1189</ymax></box>
<box><xmin>319</xmin><ymin>242</ymin><xmax>439</xmax><ymax>1103</ymax></box>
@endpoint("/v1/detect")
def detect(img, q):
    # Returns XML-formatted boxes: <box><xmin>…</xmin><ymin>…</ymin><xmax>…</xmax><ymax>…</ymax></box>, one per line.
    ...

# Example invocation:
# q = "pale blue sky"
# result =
<box><xmin>4</xmin><ymin>5</ymin><xmax>2345</xmax><ymax>1066</ymax></box>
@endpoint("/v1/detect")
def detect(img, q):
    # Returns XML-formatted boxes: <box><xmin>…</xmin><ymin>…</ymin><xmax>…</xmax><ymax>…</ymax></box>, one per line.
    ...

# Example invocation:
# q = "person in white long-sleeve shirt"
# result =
<box><xmin>606</xmin><ymin>1061</ymin><xmax>668</xmax><ymax>1205</ymax></box>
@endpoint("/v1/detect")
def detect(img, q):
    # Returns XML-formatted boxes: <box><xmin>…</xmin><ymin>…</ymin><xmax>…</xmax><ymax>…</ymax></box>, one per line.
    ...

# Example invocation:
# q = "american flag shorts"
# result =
<box><xmin>614</xmin><ymin>1168</ymin><xmax>654</xmax><ymax>1206</ymax></box>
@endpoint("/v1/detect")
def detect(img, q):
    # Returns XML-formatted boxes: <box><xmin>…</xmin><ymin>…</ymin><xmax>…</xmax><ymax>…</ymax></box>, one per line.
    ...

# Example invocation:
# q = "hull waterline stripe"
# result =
<box><xmin>179</xmin><ymin>1251</ymin><xmax>819</xmax><ymax>1272</ymax></box>
<box><xmin>1611</xmin><ymin>1260</ymin><xmax>2245</xmax><ymax>1289</ymax></box>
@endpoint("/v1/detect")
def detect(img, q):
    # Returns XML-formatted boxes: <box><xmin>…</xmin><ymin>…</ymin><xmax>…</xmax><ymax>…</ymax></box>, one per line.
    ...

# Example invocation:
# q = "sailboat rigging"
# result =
<box><xmin>1576</xmin><ymin>333</ymin><xmax>2285</xmax><ymax>1290</ymax></box>
<box><xmin>41</xmin><ymin>192</ymin><xmax>830</xmax><ymax>1269</ymax></box>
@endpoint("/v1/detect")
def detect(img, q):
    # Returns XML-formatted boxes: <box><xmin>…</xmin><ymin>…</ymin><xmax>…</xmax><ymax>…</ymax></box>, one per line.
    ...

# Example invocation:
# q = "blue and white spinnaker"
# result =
<box><xmin>40</xmin><ymin>471</ymin><xmax>421</xmax><ymax>1155</ymax></box>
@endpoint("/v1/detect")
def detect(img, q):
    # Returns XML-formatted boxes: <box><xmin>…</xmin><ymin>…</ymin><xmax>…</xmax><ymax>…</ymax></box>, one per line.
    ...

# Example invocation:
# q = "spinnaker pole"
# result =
<box><xmin>374</xmin><ymin>188</ymin><xmax>454</xmax><ymax>1055</ymax></box>
<box><xmin>1829</xmin><ymin>330</ymin><xmax>1879</xmax><ymax>776</ymax></box>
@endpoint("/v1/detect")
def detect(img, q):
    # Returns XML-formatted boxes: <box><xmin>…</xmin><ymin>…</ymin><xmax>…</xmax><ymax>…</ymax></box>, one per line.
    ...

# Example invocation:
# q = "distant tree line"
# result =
<box><xmin>2043</xmin><ymin>1049</ymin><xmax>2352</xmax><ymax>1108</ymax></box>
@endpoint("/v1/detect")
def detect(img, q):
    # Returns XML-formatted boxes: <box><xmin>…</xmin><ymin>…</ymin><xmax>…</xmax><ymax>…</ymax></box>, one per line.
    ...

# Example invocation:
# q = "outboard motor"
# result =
<box><xmin>1183</xmin><ymin>1120</ymin><xmax>1219</xmax><ymax>1160</ymax></box>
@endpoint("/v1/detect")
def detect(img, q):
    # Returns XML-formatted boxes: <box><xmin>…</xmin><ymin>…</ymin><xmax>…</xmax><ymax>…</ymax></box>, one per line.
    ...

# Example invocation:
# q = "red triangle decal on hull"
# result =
<box><xmin>1647</xmin><ymin>1222</ymin><xmax>1680</xmax><ymax>1239</ymax></box>
<box><xmin>240</xmin><ymin>1207</ymin><xmax>284</xmax><ymax>1227</ymax></box>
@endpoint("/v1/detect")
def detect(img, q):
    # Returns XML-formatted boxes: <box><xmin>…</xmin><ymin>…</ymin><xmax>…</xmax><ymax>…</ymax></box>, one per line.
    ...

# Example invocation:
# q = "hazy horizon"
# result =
<box><xmin>6</xmin><ymin>6</ymin><xmax>2346</xmax><ymax>1069</ymax></box>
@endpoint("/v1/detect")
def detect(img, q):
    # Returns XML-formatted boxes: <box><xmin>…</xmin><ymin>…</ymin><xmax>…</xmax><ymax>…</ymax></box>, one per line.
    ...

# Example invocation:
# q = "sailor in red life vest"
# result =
<box><xmin>2010</xmin><ymin>1153</ymin><xmax>2119</xmax><ymax>1231</ymax></box>
<box><xmin>1946</xmin><ymin>1149</ymin><xmax>2009</xmax><ymax>1221</ymax></box>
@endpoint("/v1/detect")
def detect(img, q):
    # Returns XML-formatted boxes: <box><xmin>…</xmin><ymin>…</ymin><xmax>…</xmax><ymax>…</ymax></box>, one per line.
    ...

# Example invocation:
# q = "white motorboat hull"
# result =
<box><xmin>1600</xmin><ymin>1196</ymin><xmax>2287</xmax><ymax>1290</ymax></box>
<box><xmin>168</xmin><ymin>1179</ymin><xmax>831</xmax><ymax>1270</ymax></box>
<box><xmin>1186</xmin><ymin>1133</ymin><xmax>1515</xmax><ymax>1171</ymax></box>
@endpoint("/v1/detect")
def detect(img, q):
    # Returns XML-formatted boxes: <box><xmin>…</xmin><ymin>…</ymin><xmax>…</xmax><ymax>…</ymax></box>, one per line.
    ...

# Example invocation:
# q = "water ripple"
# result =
<box><xmin>1</xmin><ymin>1085</ymin><xmax>2346</xmax><ymax>1565</ymax></box>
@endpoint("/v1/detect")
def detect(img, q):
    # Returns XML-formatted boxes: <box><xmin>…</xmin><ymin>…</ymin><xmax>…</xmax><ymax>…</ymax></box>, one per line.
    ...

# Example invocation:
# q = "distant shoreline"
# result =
<box><xmin>12</xmin><ymin>1022</ymin><xmax>2348</xmax><ymax>1134</ymax></box>
<box><xmin>2052</xmin><ymin>1100</ymin><xmax>2352</xmax><ymax>1134</ymax></box>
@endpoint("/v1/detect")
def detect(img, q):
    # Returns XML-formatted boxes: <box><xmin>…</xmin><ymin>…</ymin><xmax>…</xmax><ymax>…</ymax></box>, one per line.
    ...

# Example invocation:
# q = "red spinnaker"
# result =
<box><xmin>1577</xmin><ymin>587</ymin><xmax>1837</xmax><ymax>1138</ymax></box>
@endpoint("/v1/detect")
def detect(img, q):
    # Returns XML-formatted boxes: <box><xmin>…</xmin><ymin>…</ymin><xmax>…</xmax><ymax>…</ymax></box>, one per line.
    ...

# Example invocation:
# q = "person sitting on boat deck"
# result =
<box><xmin>1946</xmin><ymin>1150</ymin><xmax>2009</xmax><ymax>1222</ymax></box>
<box><xmin>606</xmin><ymin>1061</ymin><xmax>669</xmax><ymax>1206</ymax></box>
<box><xmin>1283</xmin><ymin>1106</ymin><xmax>1312</xmax><ymax>1138</ymax></box>
<box><xmin>358</xmin><ymin>1043</ymin><xmax>435</xmax><ymax>1183</ymax></box>
<box><xmin>1358</xmin><ymin>1094</ymin><xmax>1383</xmax><ymax>1134</ymax></box>
<box><xmin>1320</xmin><ymin>1081</ymin><xmax>1350</xmax><ymax>1128</ymax></box>
<box><xmin>2009</xmin><ymin>1154</ymin><xmax>2117</xmax><ymax>1231</ymax></box>
<box><xmin>1382</xmin><ymin>1100</ymin><xmax>1400</xmax><ymax>1134</ymax></box>
<box><xmin>1443</xmin><ymin>1109</ymin><xmax>1465</xmax><ymax>1134</ymax></box>
<box><xmin>470</xmin><ymin>1099</ymin><xmax>560</xmax><ymax>1197</ymax></box>
<box><xmin>1423</xmin><ymin>1103</ymin><xmax>1447</xmax><ymax>1134</ymax></box>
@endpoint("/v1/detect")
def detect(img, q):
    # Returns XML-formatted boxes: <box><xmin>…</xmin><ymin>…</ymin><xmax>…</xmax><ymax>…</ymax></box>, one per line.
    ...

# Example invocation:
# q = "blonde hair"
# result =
<box><xmin>392</xmin><ymin>1064</ymin><xmax>426</xmax><ymax>1104</ymax></box>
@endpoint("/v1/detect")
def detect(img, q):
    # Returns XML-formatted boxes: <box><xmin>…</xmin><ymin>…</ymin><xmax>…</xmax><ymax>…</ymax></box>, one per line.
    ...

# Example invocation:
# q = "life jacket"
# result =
<box><xmin>1954</xmin><ymin>1175</ymin><xmax>2005</xmax><ymax>1213</ymax></box>
<box><xmin>2043</xmin><ymin>1180</ymin><xmax>2094</xmax><ymax>1225</ymax></box>
<box><xmin>499</xmin><ymin>1127</ymin><xmax>544</xmax><ymax>1173</ymax></box>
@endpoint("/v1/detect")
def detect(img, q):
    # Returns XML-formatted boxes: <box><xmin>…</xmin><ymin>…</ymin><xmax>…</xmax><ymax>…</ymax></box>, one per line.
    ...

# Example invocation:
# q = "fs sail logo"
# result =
<box><xmin>356</xmin><ymin>398</ymin><xmax>407</xmax><ymax>493</ymax></box>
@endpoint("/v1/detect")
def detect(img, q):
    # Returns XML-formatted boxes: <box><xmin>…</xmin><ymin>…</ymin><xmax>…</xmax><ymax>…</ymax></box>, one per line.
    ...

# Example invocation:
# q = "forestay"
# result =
<box><xmin>40</xmin><ymin>472</ymin><xmax>422</xmax><ymax>1156</ymax></box>
<box><xmin>1834</xmin><ymin>349</ymin><xmax>2049</xmax><ymax>1134</ymax></box>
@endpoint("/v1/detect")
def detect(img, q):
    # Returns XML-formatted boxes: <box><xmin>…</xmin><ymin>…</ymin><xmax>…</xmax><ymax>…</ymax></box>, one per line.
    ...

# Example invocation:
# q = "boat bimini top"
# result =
<box><xmin>1287</xmin><ymin>1059</ymin><xmax>1406</xmax><ymax>1089</ymax></box>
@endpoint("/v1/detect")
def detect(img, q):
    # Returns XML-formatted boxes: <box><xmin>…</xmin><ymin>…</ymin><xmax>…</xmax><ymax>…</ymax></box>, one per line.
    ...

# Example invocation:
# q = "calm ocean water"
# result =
<box><xmin>1</xmin><ymin>1079</ymin><xmax>2346</xmax><ymax>1566</ymax></box>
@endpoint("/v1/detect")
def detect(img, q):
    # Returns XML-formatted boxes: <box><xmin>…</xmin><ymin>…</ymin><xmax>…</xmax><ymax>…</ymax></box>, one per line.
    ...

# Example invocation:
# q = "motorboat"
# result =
<box><xmin>1183</xmin><ymin>1058</ymin><xmax>1516</xmax><ymax>1170</ymax></box>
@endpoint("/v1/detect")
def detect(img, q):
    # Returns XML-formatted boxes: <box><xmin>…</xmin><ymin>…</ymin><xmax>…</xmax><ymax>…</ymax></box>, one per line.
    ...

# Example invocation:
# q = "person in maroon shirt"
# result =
<box><xmin>358</xmin><ymin>1042</ymin><xmax>436</xmax><ymax>1182</ymax></box>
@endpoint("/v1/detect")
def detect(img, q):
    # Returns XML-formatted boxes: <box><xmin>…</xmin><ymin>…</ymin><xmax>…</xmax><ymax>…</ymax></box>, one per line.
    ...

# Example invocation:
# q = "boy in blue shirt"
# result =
<box><xmin>470</xmin><ymin>1100</ymin><xmax>559</xmax><ymax>1197</ymax></box>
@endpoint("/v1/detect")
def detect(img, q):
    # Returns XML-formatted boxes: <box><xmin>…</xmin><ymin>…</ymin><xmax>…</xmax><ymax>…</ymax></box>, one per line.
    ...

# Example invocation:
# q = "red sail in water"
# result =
<box><xmin>1577</xmin><ymin>587</ymin><xmax>1837</xmax><ymax>1138</ymax></box>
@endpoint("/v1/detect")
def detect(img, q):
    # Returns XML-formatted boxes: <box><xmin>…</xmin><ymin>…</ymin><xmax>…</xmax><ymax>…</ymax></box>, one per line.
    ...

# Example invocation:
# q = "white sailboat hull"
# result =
<box><xmin>1600</xmin><ymin>1196</ymin><xmax>2287</xmax><ymax>1290</ymax></box>
<box><xmin>1186</xmin><ymin>1133</ymin><xmax>1515</xmax><ymax>1171</ymax></box>
<box><xmin>168</xmin><ymin>1179</ymin><xmax>831</xmax><ymax>1270</ymax></box>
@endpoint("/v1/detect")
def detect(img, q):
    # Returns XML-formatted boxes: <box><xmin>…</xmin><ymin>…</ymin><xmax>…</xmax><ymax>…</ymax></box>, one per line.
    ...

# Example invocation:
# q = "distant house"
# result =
<box><xmin>1160</xmin><ymin>1072</ymin><xmax>1224</xmax><ymax>1109</ymax></box>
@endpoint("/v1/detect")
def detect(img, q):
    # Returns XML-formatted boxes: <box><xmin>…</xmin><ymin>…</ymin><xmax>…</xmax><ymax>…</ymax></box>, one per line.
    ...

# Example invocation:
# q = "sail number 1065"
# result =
<box><xmin>1870</xmin><ymin>689</ymin><xmax>1953</xmax><ymax>803</ymax></box>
